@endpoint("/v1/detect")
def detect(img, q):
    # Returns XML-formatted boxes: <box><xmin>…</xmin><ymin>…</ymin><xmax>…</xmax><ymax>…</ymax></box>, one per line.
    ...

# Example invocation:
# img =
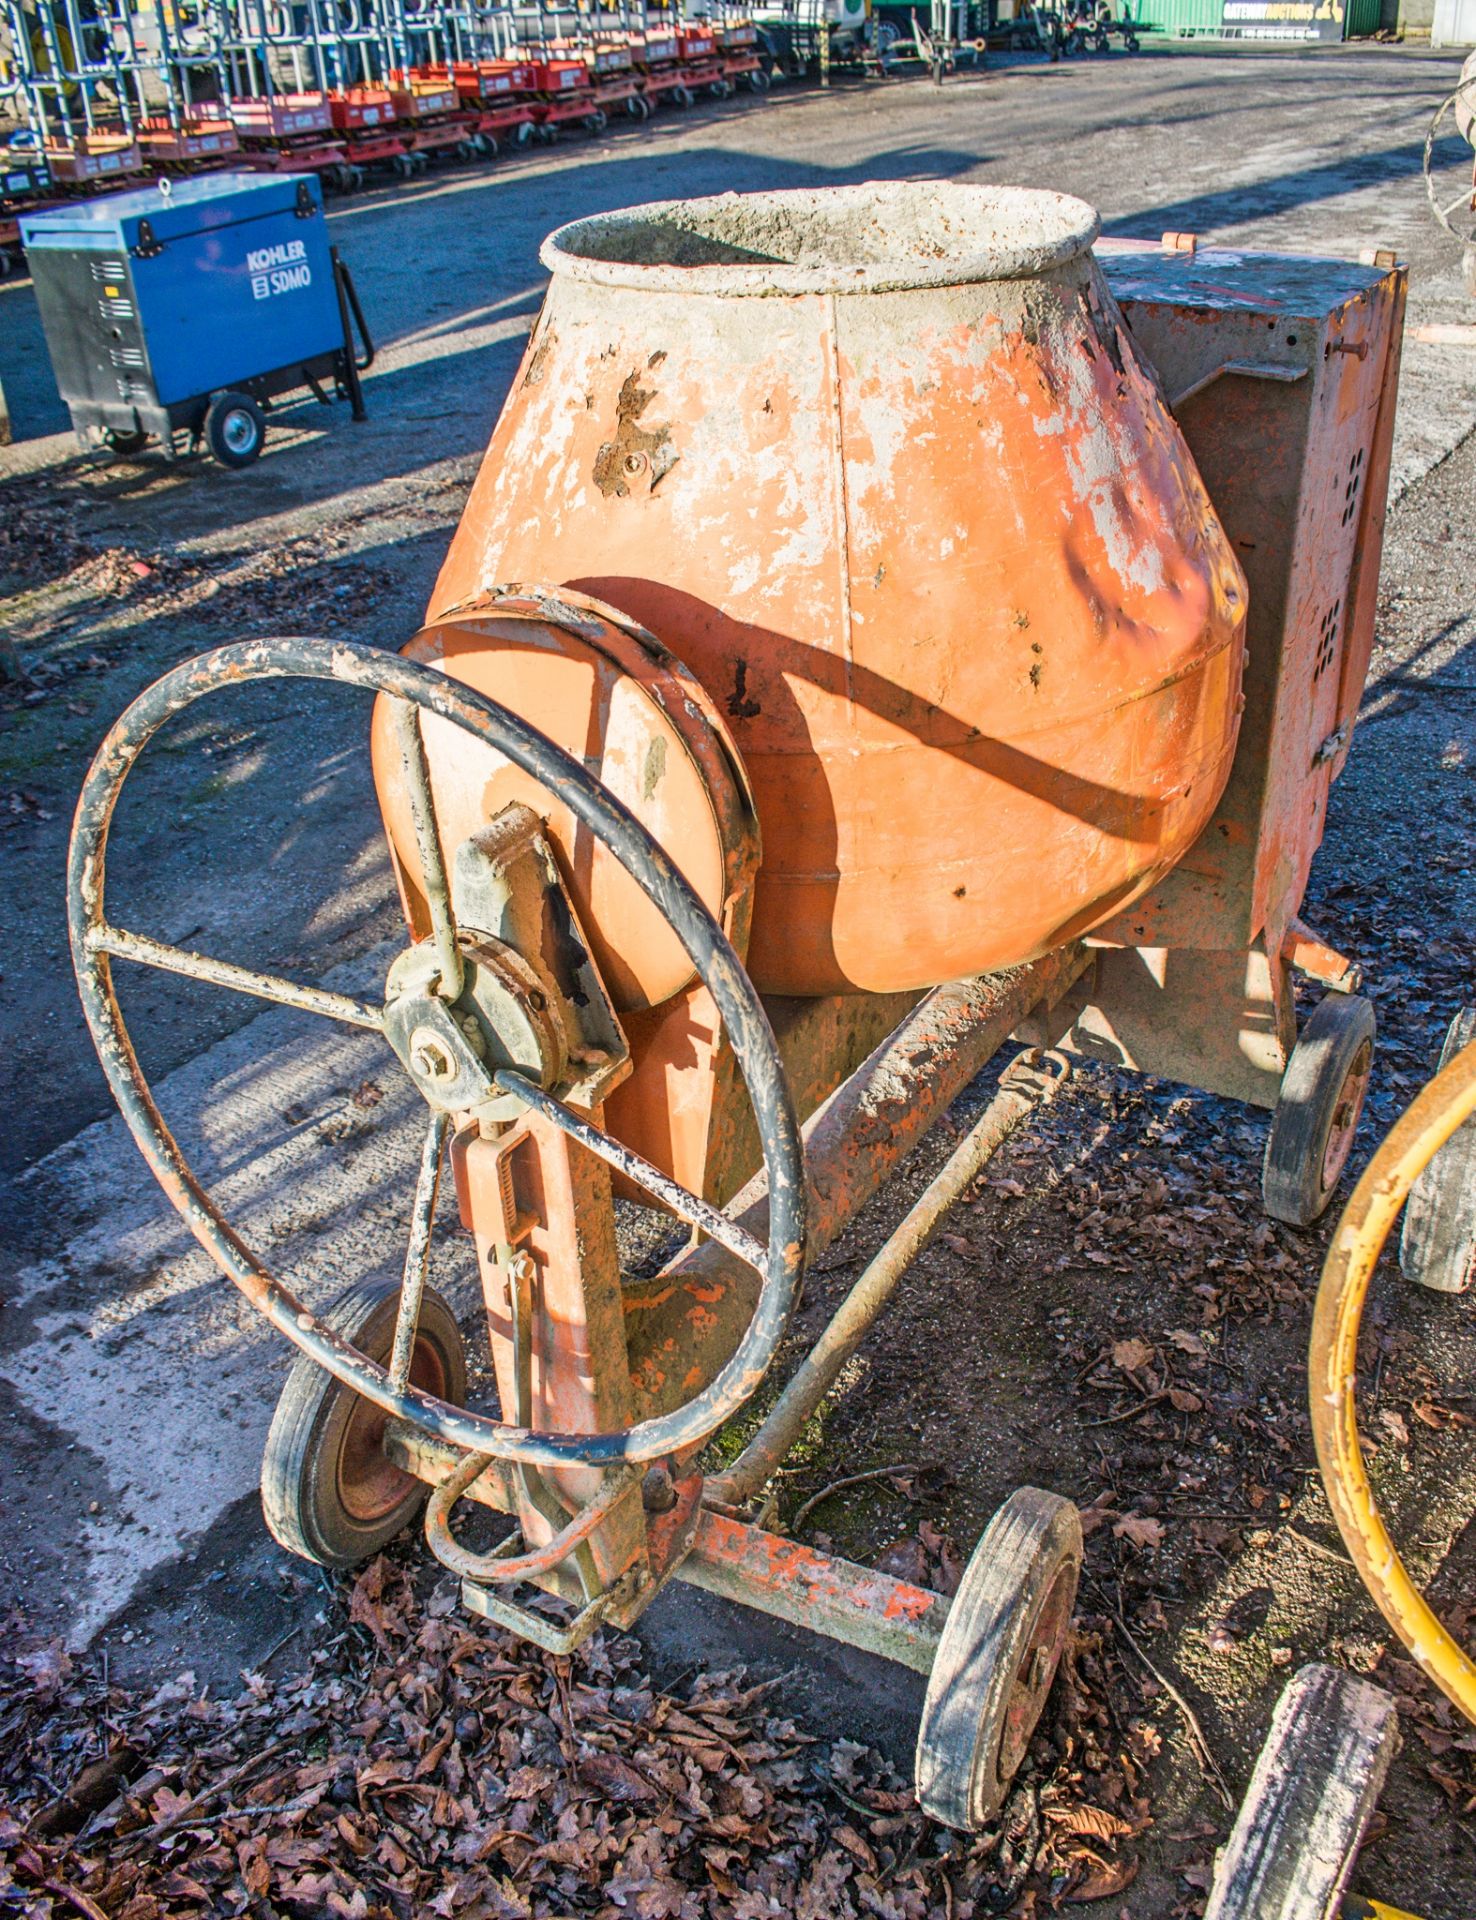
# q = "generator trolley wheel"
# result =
<box><xmin>1262</xmin><ymin>993</ymin><xmax>1376</xmax><ymax>1228</ymax></box>
<box><xmin>915</xmin><ymin>1488</ymin><xmax>1082</xmax><ymax>1831</ymax></box>
<box><xmin>1202</xmin><ymin>1664</ymin><xmax>1400</xmax><ymax>1920</ymax></box>
<box><xmin>205</xmin><ymin>390</ymin><xmax>266</xmax><ymax>469</ymax></box>
<box><xmin>263</xmin><ymin>1273</ymin><xmax>468</xmax><ymax>1567</ymax></box>
<box><xmin>1399</xmin><ymin>1007</ymin><xmax>1476</xmax><ymax>1294</ymax></box>
<box><xmin>103</xmin><ymin>426</ymin><xmax>150</xmax><ymax>459</ymax></box>
<box><xmin>67</xmin><ymin>635</ymin><xmax>804</xmax><ymax>1484</ymax></box>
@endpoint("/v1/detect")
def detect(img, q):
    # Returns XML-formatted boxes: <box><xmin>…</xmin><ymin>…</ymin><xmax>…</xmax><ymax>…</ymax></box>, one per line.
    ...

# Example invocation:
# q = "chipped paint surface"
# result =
<box><xmin>678</xmin><ymin>1510</ymin><xmax>949</xmax><ymax>1673</ymax></box>
<box><xmin>431</xmin><ymin>184</ymin><xmax>1246</xmax><ymax>998</ymax></box>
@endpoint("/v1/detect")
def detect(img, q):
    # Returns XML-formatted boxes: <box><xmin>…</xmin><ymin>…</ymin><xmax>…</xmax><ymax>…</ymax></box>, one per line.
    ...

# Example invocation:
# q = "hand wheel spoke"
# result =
<box><xmin>493</xmin><ymin>1067</ymin><xmax>767</xmax><ymax>1270</ymax></box>
<box><xmin>393</xmin><ymin>700</ymin><xmax>464</xmax><ymax>1002</ymax></box>
<box><xmin>390</xmin><ymin>1109</ymin><xmax>450</xmax><ymax>1393</ymax></box>
<box><xmin>89</xmin><ymin>923</ymin><xmax>384</xmax><ymax>1032</ymax></box>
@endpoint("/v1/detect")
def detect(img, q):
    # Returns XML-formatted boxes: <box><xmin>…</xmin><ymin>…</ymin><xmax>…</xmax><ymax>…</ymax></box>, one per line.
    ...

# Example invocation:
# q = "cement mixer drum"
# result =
<box><xmin>403</xmin><ymin>184</ymin><xmax>1246</xmax><ymax>1000</ymax></box>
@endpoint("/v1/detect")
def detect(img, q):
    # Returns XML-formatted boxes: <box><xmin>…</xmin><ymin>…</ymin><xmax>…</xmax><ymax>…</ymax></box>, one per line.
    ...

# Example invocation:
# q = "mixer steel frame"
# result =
<box><xmin>68</xmin><ymin>232</ymin><xmax>1409</xmax><ymax>1833</ymax></box>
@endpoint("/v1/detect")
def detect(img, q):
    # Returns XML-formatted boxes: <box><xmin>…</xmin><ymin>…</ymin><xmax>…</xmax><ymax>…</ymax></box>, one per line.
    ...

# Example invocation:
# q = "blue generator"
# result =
<box><xmin>20</xmin><ymin>171</ymin><xmax>372</xmax><ymax>468</ymax></box>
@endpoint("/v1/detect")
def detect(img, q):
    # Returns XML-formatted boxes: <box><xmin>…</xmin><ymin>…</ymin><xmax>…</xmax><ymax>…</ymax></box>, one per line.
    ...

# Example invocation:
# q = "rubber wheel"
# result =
<box><xmin>1262</xmin><ymin>993</ymin><xmax>1376</xmax><ymax>1228</ymax></box>
<box><xmin>262</xmin><ymin>1274</ymin><xmax>468</xmax><ymax>1569</ymax></box>
<box><xmin>514</xmin><ymin>119</ymin><xmax>534</xmax><ymax>146</ymax></box>
<box><xmin>748</xmin><ymin>65</ymin><xmax>771</xmax><ymax>89</ymax></box>
<box><xmin>915</xmin><ymin>1487</ymin><xmax>1082</xmax><ymax>1831</ymax></box>
<box><xmin>1400</xmin><ymin>1007</ymin><xmax>1476</xmax><ymax>1292</ymax></box>
<box><xmin>1202</xmin><ymin>1664</ymin><xmax>1399</xmax><ymax>1920</ymax></box>
<box><xmin>103</xmin><ymin>427</ymin><xmax>150</xmax><ymax>458</ymax></box>
<box><xmin>1125</xmin><ymin>29</ymin><xmax>1140</xmax><ymax>46</ymax></box>
<box><xmin>627</xmin><ymin>93</ymin><xmax>650</xmax><ymax>119</ymax></box>
<box><xmin>204</xmin><ymin>391</ymin><xmax>265</xmax><ymax>470</ymax></box>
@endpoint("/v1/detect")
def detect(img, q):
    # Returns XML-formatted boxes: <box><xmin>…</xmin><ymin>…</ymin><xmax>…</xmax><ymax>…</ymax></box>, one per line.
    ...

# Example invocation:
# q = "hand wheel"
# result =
<box><xmin>68</xmin><ymin>634</ymin><xmax>805</xmax><ymax>1477</ymax></box>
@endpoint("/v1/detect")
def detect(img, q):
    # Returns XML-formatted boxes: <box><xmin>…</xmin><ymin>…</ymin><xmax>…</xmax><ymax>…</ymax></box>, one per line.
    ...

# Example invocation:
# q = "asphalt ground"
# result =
<box><xmin>3</xmin><ymin>39</ymin><xmax>1476</xmax><ymax>1915</ymax></box>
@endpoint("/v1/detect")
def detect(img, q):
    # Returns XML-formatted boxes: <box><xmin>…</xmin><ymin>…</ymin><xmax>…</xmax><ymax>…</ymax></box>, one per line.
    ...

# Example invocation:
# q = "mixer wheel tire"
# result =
<box><xmin>1262</xmin><ymin>993</ymin><xmax>1376</xmax><ymax>1228</ymax></box>
<box><xmin>204</xmin><ymin>391</ymin><xmax>265</xmax><ymax>470</ymax></box>
<box><xmin>1124</xmin><ymin>28</ymin><xmax>1140</xmax><ymax>47</ymax></box>
<box><xmin>747</xmin><ymin>65</ymin><xmax>771</xmax><ymax>90</ymax></box>
<box><xmin>673</xmin><ymin>82</ymin><xmax>694</xmax><ymax>107</ymax></box>
<box><xmin>915</xmin><ymin>1488</ymin><xmax>1081</xmax><ymax>1831</ymax></box>
<box><xmin>1201</xmin><ymin>1664</ymin><xmax>1398</xmax><ymax>1920</ymax></box>
<box><xmin>103</xmin><ymin>427</ymin><xmax>150</xmax><ymax>458</ymax></box>
<box><xmin>1400</xmin><ymin>1007</ymin><xmax>1476</xmax><ymax>1293</ymax></box>
<box><xmin>262</xmin><ymin>1275</ymin><xmax>468</xmax><ymax>1569</ymax></box>
<box><xmin>514</xmin><ymin>119</ymin><xmax>534</xmax><ymax>146</ymax></box>
<box><xmin>627</xmin><ymin>92</ymin><xmax>650</xmax><ymax>120</ymax></box>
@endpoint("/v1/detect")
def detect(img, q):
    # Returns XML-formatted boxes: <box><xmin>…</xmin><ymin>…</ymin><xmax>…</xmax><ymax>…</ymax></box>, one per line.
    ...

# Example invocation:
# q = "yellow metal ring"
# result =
<box><xmin>1310</xmin><ymin>1034</ymin><xmax>1476</xmax><ymax>1724</ymax></box>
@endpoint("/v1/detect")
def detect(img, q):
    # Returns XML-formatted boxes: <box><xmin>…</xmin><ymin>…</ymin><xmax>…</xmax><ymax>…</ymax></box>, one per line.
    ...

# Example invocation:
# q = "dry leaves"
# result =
<box><xmin>0</xmin><ymin>1560</ymin><xmax>1149</xmax><ymax>1920</ymax></box>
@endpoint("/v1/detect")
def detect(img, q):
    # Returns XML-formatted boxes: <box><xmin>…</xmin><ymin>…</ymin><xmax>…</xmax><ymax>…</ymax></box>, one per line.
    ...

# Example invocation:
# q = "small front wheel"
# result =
<box><xmin>204</xmin><ymin>390</ymin><xmax>266</xmax><ymax>470</ymax></box>
<box><xmin>915</xmin><ymin>1487</ymin><xmax>1081</xmax><ymax>1831</ymax></box>
<box><xmin>1263</xmin><ymin>993</ymin><xmax>1376</xmax><ymax>1227</ymax></box>
<box><xmin>1400</xmin><ymin>1006</ymin><xmax>1476</xmax><ymax>1292</ymax></box>
<box><xmin>103</xmin><ymin>426</ymin><xmax>150</xmax><ymax>458</ymax></box>
<box><xmin>262</xmin><ymin>1274</ymin><xmax>468</xmax><ymax>1569</ymax></box>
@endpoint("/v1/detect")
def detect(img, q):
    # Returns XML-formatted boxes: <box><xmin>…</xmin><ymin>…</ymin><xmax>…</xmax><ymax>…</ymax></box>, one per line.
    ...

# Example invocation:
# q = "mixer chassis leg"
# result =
<box><xmin>385</xmin><ymin>1416</ymin><xmax>1079</xmax><ymax>1833</ymax></box>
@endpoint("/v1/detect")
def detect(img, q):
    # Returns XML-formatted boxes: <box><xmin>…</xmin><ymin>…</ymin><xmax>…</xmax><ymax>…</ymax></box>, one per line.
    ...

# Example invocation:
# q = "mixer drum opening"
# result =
<box><xmin>422</xmin><ymin>182</ymin><xmax>1248</xmax><ymax>999</ymax></box>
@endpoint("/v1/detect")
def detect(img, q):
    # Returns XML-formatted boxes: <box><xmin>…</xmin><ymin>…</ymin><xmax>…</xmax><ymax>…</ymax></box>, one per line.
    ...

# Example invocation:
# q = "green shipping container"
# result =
<box><xmin>1132</xmin><ymin>0</ymin><xmax>1379</xmax><ymax>36</ymax></box>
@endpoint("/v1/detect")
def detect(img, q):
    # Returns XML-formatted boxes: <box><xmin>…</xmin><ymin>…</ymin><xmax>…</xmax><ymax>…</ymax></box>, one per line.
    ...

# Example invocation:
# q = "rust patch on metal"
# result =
<box><xmin>522</xmin><ymin>321</ymin><xmax>556</xmax><ymax>388</ymax></box>
<box><xmin>593</xmin><ymin>371</ymin><xmax>677</xmax><ymax>498</ymax></box>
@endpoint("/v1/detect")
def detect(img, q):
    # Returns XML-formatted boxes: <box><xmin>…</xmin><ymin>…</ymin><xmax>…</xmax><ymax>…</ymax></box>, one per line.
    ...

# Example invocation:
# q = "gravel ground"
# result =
<box><xmin>3</xmin><ymin>42</ymin><xmax>1476</xmax><ymax>1919</ymax></box>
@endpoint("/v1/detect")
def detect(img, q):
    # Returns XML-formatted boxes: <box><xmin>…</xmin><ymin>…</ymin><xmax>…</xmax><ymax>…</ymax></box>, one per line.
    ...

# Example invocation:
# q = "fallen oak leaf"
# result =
<box><xmin>1066</xmin><ymin>1853</ymin><xmax>1139</xmax><ymax>1902</ymax></box>
<box><xmin>576</xmin><ymin>1750</ymin><xmax>660</xmax><ymax>1804</ymax></box>
<box><xmin>1112</xmin><ymin>1514</ymin><xmax>1165</xmax><ymax>1551</ymax></box>
<box><xmin>1110</xmin><ymin>1337</ymin><xmax>1154</xmax><ymax>1375</ymax></box>
<box><xmin>1044</xmin><ymin>1803</ymin><xmax>1136</xmax><ymax>1843</ymax></box>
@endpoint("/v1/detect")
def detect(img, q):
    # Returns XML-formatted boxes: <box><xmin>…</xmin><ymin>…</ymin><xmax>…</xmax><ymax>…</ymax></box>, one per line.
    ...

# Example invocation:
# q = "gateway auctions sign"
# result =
<box><xmin>1220</xmin><ymin>0</ymin><xmax>1345</xmax><ymax>36</ymax></box>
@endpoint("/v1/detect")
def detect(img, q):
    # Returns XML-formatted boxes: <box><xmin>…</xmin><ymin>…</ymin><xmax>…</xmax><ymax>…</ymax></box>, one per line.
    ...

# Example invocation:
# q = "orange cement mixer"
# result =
<box><xmin>381</xmin><ymin>183</ymin><xmax>1247</xmax><ymax>1002</ymax></box>
<box><xmin>70</xmin><ymin>184</ymin><xmax>1406</xmax><ymax>1837</ymax></box>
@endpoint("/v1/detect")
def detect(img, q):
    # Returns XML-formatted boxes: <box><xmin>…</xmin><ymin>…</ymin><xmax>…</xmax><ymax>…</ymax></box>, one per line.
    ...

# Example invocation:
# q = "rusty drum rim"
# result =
<box><xmin>541</xmin><ymin>182</ymin><xmax>1102</xmax><ymax>297</ymax></box>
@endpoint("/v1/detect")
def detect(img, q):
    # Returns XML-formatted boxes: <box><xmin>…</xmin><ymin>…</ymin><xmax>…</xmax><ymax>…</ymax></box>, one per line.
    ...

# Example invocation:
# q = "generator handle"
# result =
<box><xmin>331</xmin><ymin>247</ymin><xmax>373</xmax><ymax>422</ymax></box>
